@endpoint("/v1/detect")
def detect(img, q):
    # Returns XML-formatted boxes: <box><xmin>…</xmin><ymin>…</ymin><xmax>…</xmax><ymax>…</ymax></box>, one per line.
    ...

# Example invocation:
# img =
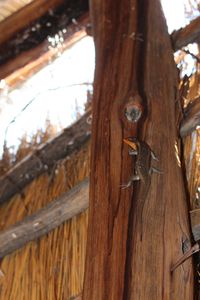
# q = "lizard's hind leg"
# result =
<box><xmin>150</xmin><ymin>167</ymin><xmax>163</xmax><ymax>174</ymax></box>
<box><xmin>151</xmin><ymin>150</ymin><xmax>159</xmax><ymax>161</ymax></box>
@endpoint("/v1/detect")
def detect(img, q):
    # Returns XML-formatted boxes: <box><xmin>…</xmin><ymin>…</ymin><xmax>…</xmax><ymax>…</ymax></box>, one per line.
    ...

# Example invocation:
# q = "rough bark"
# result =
<box><xmin>83</xmin><ymin>0</ymin><xmax>193</xmax><ymax>299</ymax></box>
<box><xmin>0</xmin><ymin>111</ymin><xmax>91</xmax><ymax>204</ymax></box>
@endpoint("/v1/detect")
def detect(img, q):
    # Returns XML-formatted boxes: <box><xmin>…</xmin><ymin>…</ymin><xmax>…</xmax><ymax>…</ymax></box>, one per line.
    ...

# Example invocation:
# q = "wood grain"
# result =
<box><xmin>125</xmin><ymin>1</ymin><xmax>194</xmax><ymax>298</ymax></box>
<box><xmin>4</xmin><ymin>27</ymin><xmax>87</xmax><ymax>88</ymax></box>
<box><xmin>0</xmin><ymin>178</ymin><xmax>89</xmax><ymax>258</ymax></box>
<box><xmin>83</xmin><ymin>0</ymin><xmax>193</xmax><ymax>298</ymax></box>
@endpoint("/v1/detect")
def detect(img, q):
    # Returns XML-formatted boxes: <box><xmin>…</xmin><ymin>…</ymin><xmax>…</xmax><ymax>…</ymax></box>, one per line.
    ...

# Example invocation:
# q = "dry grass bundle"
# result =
<box><xmin>182</xmin><ymin>72</ymin><xmax>200</xmax><ymax>208</ymax></box>
<box><xmin>0</xmin><ymin>140</ymin><xmax>90</xmax><ymax>300</ymax></box>
<box><xmin>0</xmin><ymin>119</ymin><xmax>58</xmax><ymax>177</ymax></box>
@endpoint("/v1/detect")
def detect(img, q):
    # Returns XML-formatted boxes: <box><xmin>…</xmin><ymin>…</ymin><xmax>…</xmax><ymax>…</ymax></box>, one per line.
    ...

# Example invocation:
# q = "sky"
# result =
<box><xmin>161</xmin><ymin>0</ymin><xmax>187</xmax><ymax>32</ymax></box>
<box><xmin>0</xmin><ymin>36</ymin><xmax>95</xmax><ymax>155</ymax></box>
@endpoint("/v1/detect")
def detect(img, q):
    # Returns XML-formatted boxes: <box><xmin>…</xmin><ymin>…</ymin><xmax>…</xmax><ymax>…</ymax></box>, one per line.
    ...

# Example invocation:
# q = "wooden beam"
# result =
<box><xmin>0</xmin><ymin>178</ymin><xmax>89</xmax><ymax>258</ymax></box>
<box><xmin>180</xmin><ymin>96</ymin><xmax>200</xmax><ymax>137</ymax></box>
<box><xmin>4</xmin><ymin>27</ymin><xmax>87</xmax><ymax>88</ymax></box>
<box><xmin>0</xmin><ymin>0</ymin><xmax>64</xmax><ymax>46</ymax></box>
<box><xmin>190</xmin><ymin>209</ymin><xmax>200</xmax><ymax>241</ymax></box>
<box><xmin>83</xmin><ymin>0</ymin><xmax>193</xmax><ymax>298</ymax></box>
<box><xmin>171</xmin><ymin>16</ymin><xmax>200</xmax><ymax>51</ymax></box>
<box><xmin>0</xmin><ymin>13</ymin><xmax>89</xmax><ymax>80</ymax></box>
<box><xmin>0</xmin><ymin>0</ymin><xmax>89</xmax><ymax>77</ymax></box>
<box><xmin>0</xmin><ymin>110</ymin><xmax>91</xmax><ymax>204</ymax></box>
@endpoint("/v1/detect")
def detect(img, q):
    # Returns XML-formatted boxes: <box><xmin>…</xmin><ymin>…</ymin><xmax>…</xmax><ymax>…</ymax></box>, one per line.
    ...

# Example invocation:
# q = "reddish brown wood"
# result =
<box><xmin>83</xmin><ymin>0</ymin><xmax>193</xmax><ymax>299</ymax></box>
<box><xmin>171</xmin><ymin>16</ymin><xmax>200</xmax><ymax>51</ymax></box>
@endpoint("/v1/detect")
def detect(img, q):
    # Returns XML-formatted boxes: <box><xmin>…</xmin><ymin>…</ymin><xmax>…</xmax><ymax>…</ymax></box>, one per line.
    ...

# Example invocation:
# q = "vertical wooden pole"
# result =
<box><xmin>83</xmin><ymin>0</ymin><xmax>194</xmax><ymax>299</ymax></box>
<box><xmin>124</xmin><ymin>1</ymin><xmax>194</xmax><ymax>298</ymax></box>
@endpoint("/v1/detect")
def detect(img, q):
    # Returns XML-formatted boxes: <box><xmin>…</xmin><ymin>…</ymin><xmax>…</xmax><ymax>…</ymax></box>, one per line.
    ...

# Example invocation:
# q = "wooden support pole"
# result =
<box><xmin>0</xmin><ymin>178</ymin><xmax>89</xmax><ymax>258</ymax></box>
<box><xmin>124</xmin><ymin>1</ymin><xmax>193</xmax><ymax>296</ymax></box>
<box><xmin>83</xmin><ymin>0</ymin><xmax>193</xmax><ymax>298</ymax></box>
<box><xmin>171</xmin><ymin>15</ymin><xmax>200</xmax><ymax>51</ymax></box>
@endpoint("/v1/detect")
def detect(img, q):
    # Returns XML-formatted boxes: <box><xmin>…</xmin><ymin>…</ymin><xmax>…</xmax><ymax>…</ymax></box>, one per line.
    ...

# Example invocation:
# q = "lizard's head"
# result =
<box><xmin>123</xmin><ymin>137</ymin><xmax>138</xmax><ymax>150</ymax></box>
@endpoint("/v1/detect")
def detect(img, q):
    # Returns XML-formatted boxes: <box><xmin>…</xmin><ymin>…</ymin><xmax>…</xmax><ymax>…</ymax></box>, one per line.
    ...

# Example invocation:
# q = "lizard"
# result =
<box><xmin>121</xmin><ymin>137</ymin><xmax>160</xmax><ymax>188</ymax></box>
<box><xmin>121</xmin><ymin>137</ymin><xmax>161</xmax><ymax>239</ymax></box>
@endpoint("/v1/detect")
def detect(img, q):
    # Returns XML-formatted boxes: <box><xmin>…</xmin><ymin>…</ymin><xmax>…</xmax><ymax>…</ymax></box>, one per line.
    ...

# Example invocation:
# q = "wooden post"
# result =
<box><xmin>83</xmin><ymin>0</ymin><xmax>194</xmax><ymax>299</ymax></box>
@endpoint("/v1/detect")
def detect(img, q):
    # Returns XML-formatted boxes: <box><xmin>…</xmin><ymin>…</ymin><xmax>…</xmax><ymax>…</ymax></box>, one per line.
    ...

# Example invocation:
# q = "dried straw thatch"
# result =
<box><xmin>0</xmin><ymin>119</ymin><xmax>58</xmax><ymax>178</ymax></box>
<box><xmin>182</xmin><ymin>73</ymin><xmax>200</xmax><ymax>209</ymax></box>
<box><xmin>0</xmin><ymin>139</ymin><xmax>90</xmax><ymax>299</ymax></box>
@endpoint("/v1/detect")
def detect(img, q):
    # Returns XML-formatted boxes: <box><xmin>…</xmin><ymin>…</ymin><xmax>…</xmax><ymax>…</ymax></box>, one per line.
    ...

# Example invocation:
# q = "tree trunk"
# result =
<box><xmin>83</xmin><ymin>0</ymin><xmax>194</xmax><ymax>299</ymax></box>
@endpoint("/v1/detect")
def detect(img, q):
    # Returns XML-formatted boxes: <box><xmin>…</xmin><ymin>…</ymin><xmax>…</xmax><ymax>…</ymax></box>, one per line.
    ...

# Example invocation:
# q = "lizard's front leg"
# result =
<box><xmin>121</xmin><ymin>174</ymin><xmax>140</xmax><ymax>189</ymax></box>
<box><xmin>128</xmin><ymin>149</ymin><xmax>138</xmax><ymax>156</ymax></box>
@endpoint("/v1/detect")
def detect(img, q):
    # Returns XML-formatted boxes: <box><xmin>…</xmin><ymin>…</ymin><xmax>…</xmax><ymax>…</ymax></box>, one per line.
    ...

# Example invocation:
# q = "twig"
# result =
<box><xmin>182</xmin><ymin>49</ymin><xmax>200</xmax><ymax>64</ymax></box>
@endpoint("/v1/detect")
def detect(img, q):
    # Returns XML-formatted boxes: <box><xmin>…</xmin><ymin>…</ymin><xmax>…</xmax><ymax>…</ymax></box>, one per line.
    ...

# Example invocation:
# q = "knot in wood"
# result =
<box><xmin>124</xmin><ymin>94</ymin><xmax>143</xmax><ymax>123</ymax></box>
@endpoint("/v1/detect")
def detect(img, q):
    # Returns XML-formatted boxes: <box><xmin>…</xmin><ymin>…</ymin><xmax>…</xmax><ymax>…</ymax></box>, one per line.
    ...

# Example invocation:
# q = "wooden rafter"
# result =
<box><xmin>0</xmin><ymin>110</ymin><xmax>91</xmax><ymax>204</ymax></box>
<box><xmin>180</xmin><ymin>96</ymin><xmax>200</xmax><ymax>137</ymax></box>
<box><xmin>0</xmin><ymin>0</ymin><xmax>89</xmax><ymax>79</ymax></box>
<box><xmin>171</xmin><ymin>15</ymin><xmax>200</xmax><ymax>51</ymax></box>
<box><xmin>0</xmin><ymin>0</ymin><xmax>64</xmax><ymax>46</ymax></box>
<box><xmin>4</xmin><ymin>23</ymin><xmax>88</xmax><ymax>88</ymax></box>
<box><xmin>0</xmin><ymin>178</ymin><xmax>89</xmax><ymax>258</ymax></box>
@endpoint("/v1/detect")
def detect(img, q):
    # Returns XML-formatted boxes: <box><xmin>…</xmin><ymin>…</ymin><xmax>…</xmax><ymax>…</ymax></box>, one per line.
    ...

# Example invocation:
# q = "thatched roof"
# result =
<box><xmin>0</xmin><ymin>2</ymin><xmax>92</xmax><ymax>297</ymax></box>
<box><xmin>0</xmin><ymin>110</ymin><xmax>91</xmax><ymax>204</ymax></box>
<box><xmin>0</xmin><ymin>129</ymin><xmax>90</xmax><ymax>299</ymax></box>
